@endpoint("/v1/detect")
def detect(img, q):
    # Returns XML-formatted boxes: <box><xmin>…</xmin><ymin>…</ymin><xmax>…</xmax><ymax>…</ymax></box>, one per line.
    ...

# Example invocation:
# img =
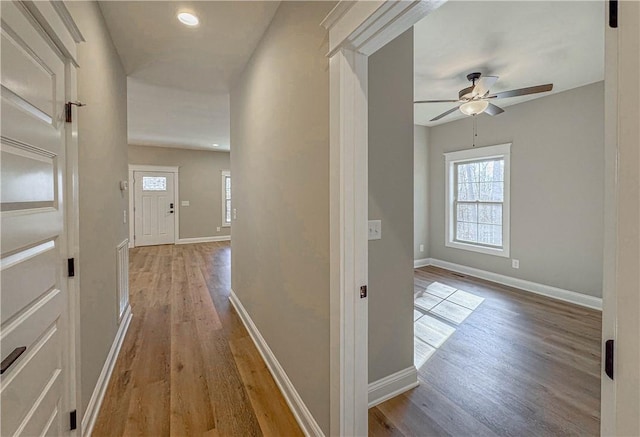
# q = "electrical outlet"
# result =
<box><xmin>512</xmin><ymin>259</ymin><xmax>520</xmax><ymax>269</ymax></box>
<box><xmin>217</xmin><ymin>227</ymin><xmax>221</xmax><ymax>232</ymax></box>
<box><xmin>233</xmin><ymin>208</ymin><xmax>237</xmax><ymax>219</ymax></box>
<box><xmin>368</xmin><ymin>220</ymin><xmax>382</xmax><ymax>240</ymax></box>
<box><xmin>419</xmin><ymin>244</ymin><xmax>424</xmax><ymax>252</ymax></box>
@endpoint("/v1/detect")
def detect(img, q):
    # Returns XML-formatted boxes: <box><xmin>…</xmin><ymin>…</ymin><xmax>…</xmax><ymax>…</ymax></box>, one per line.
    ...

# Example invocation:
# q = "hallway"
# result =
<box><xmin>92</xmin><ymin>243</ymin><xmax>302</xmax><ymax>436</ymax></box>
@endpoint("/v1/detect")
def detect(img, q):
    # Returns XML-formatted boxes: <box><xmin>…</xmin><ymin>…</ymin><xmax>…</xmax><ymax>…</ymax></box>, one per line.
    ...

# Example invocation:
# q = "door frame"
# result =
<box><xmin>323</xmin><ymin>1</ymin><xmax>633</xmax><ymax>435</ymax></box>
<box><xmin>128</xmin><ymin>164</ymin><xmax>180</xmax><ymax>247</ymax></box>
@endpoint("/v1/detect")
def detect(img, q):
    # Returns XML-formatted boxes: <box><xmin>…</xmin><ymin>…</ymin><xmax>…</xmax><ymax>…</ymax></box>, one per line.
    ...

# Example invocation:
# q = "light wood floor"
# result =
<box><xmin>370</xmin><ymin>266</ymin><xmax>602</xmax><ymax>437</ymax></box>
<box><xmin>92</xmin><ymin>242</ymin><xmax>302</xmax><ymax>437</ymax></box>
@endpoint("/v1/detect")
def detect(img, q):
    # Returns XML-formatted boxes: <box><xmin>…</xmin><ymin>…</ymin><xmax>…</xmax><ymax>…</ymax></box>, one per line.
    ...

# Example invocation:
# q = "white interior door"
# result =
<box><xmin>134</xmin><ymin>171</ymin><xmax>176</xmax><ymax>246</ymax></box>
<box><xmin>0</xmin><ymin>1</ymin><xmax>71</xmax><ymax>435</ymax></box>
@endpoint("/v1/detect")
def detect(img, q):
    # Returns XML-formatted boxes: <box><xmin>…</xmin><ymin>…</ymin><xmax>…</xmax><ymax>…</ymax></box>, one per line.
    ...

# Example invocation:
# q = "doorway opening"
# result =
<box><xmin>324</xmin><ymin>0</ymin><xmax>636</xmax><ymax>434</ymax></box>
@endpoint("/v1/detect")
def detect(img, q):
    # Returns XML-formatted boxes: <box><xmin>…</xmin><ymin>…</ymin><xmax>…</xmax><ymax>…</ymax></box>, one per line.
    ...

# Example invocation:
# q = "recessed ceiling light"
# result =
<box><xmin>177</xmin><ymin>12</ymin><xmax>199</xmax><ymax>27</ymax></box>
<box><xmin>212</xmin><ymin>143</ymin><xmax>220</xmax><ymax>147</ymax></box>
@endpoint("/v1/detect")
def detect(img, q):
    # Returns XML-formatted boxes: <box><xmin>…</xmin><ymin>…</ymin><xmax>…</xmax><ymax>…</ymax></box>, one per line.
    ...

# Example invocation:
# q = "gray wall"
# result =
<box><xmin>229</xmin><ymin>2</ymin><xmax>335</xmax><ymax>433</ymax></box>
<box><xmin>67</xmin><ymin>1</ymin><xmax>129</xmax><ymax>414</ymax></box>
<box><xmin>414</xmin><ymin>125</ymin><xmax>430</xmax><ymax>260</ymax></box>
<box><xmin>368</xmin><ymin>29</ymin><xmax>415</xmax><ymax>383</ymax></box>
<box><xmin>128</xmin><ymin>145</ymin><xmax>231</xmax><ymax>239</ymax></box>
<box><xmin>428</xmin><ymin>82</ymin><xmax>604</xmax><ymax>297</ymax></box>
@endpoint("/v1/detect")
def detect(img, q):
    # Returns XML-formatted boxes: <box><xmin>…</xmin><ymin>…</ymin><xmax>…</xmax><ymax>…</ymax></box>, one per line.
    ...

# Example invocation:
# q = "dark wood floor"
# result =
<box><xmin>369</xmin><ymin>266</ymin><xmax>602</xmax><ymax>437</ymax></box>
<box><xmin>92</xmin><ymin>242</ymin><xmax>302</xmax><ymax>437</ymax></box>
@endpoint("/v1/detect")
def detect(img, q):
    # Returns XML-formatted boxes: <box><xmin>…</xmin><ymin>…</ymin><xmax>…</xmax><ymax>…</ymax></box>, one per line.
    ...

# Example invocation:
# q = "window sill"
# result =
<box><xmin>445</xmin><ymin>240</ymin><xmax>509</xmax><ymax>258</ymax></box>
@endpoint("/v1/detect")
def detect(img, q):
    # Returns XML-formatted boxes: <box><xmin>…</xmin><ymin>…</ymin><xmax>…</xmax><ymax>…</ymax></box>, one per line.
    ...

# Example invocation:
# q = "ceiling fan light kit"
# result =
<box><xmin>415</xmin><ymin>72</ymin><xmax>554</xmax><ymax>122</ymax></box>
<box><xmin>460</xmin><ymin>100</ymin><xmax>489</xmax><ymax>116</ymax></box>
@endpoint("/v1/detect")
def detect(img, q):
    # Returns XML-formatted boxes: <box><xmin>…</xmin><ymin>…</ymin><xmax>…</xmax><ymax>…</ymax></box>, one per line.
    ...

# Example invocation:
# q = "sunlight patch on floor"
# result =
<box><xmin>414</xmin><ymin>282</ymin><xmax>485</xmax><ymax>369</ymax></box>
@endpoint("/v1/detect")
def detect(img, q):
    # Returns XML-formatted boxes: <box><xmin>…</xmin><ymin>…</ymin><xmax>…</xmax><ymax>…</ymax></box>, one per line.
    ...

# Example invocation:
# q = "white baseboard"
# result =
<box><xmin>229</xmin><ymin>290</ymin><xmax>324</xmax><ymax>437</ymax></box>
<box><xmin>368</xmin><ymin>366</ymin><xmax>419</xmax><ymax>408</ymax></box>
<box><xmin>176</xmin><ymin>235</ymin><xmax>231</xmax><ymax>245</ymax></box>
<box><xmin>82</xmin><ymin>305</ymin><xmax>133</xmax><ymax>436</ymax></box>
<box><xmin>426</xmin><ymin>258</ymin><xmax>603</xmax><ymax>311</ymax></box>
<box><xmin>414</xmin><ymin>258</ymin><xmax>432</xmax><ymax>268</ymax></box>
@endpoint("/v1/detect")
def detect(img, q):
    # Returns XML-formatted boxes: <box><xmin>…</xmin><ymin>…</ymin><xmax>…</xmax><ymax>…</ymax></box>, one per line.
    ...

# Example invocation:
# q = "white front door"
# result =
<box><xmin>0</xmin><ymin>1</ymin><xmax>71</xmax><ymax>435</ymax></box>
<box><xmin>134</xmin><ymin>171</ymin><xmax>176</xmax><ymax>246</ymax></box>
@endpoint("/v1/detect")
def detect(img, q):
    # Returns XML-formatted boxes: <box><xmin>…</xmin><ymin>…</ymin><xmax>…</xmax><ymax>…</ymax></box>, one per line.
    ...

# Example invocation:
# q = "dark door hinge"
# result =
<box><xmin>605</xmin><ymin>339</ymin><xmax>614</xmax><ymax>380</ymax></box>
<box><xmin>360</xmin><ymin>285</ymin><xmax>367</xmax><ymax>298</ymax></box>
<box><xmin>609</xmin><ymin>0</ymin><xmax>618</xmax><ymax>28</ymax></box>
<box><xmin>65</xmin><ymin>101</ymin><xmax>86</xmax><ymax>123</ymax></box>
<box><xmin>70</xmin><ymin>410</ymin><xmax>77</xmax><ymax>430</ymax></box>
<box><xmin>67</xmin><ymin>258</ymin><xmax>75</xmax><ymax>277</ymax></box>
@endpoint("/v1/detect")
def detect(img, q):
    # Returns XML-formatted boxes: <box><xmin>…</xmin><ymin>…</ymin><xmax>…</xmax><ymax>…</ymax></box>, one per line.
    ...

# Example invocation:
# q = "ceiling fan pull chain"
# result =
<box><xmin>472</xmin><ymin>115</ymin><xmax>477</xmax><ymax>147</ymax></box>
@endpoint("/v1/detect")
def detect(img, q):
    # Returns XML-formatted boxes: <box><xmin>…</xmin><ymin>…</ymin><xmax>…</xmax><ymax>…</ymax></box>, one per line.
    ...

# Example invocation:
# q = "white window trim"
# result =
<box><xmin>221</xmin><ymin>170</ymin><xmax>231</xmax><ymax>228</ymax></box>
<box><xmin>444</xmin><ymin>143</ymin><xmax>511</xmax><ymax>258</ymax></box>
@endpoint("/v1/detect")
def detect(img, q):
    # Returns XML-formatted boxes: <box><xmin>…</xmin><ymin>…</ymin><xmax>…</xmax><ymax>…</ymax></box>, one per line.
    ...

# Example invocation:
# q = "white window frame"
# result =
<box><xmin>221</xmin><ymin>170</ymin><xmax>231</xmax><ymax>227</ymax></box>
<box><xmin>444</xmin><ymin>143</ymin><xmax>511</xmax><ymax>258</ymax></box>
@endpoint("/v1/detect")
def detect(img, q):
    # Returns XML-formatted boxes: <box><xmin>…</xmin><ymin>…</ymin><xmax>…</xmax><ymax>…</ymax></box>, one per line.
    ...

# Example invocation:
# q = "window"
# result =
<box><xmin>222</xmin><ymin>171</ymin><xmax>231</xmax><ymax>227</ymax></box>
<box><xmin>142</xmin><ymin>176</ymin><xmax>167</xmax><ymax>191</ymax></box>
<box><xmin>444</xmin><ymin>143</ymin><xmax>510</xmax><ymax>257</ymax></box>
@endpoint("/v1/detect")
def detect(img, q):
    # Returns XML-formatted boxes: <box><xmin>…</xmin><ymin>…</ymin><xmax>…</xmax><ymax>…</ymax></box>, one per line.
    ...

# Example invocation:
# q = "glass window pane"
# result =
<box><xmin>478</xmin><ymin>159</ymin><xmax>504</xmax><ymax>182</ymax></box>
<box><xmin>456</xmin><ymin>203</ymin><xmax>477</xmax><ymax>223</ymax></box>
<box><xmin>142</xmin><ymin>176</ymin><xmax>166</xmax><ymax>191</ymax></box>
<box><xmin>456</xmin><ymin>221</ymin><xmax>477</xmax><ymax>243</ymax></box>
<box><xmin>457</xmin><ymin>162</ymin><xmax>479</xmax><ymax>184</ymax></box>
<box><xmin>478</xmin><ymin>224</ymin><xmax>502</xmax><ymax>246</ymax></box>
<box><xmin>478</xmin><ymin>182</ymin><xmax>503</xmax><ymax>202</ymax></box>
<box><xmin>458</xmin><ymin>182</ymin><xmax>479</xmax><ymax>201</ymax></box>
<box><xmin>225</xmin><ymin>176</ymin><xmax>232</xmax><ymax>200</ymax></box>
<box><xmin>478</xmin><ymin>204</ymin><xmax>502</xmax><ymax>225</ymax></box>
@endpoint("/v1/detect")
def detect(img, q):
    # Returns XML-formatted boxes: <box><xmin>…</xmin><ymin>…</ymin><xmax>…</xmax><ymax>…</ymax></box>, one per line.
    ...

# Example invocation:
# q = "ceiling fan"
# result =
<box><xmin>415</xmin><ymin>72</ymin><xmax>553</xmax><ymax>122</ymax></box>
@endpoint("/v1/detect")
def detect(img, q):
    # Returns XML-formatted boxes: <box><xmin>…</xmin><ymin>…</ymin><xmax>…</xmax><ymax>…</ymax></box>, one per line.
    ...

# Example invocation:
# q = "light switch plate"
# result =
<box><xmin>181</xmin><ymin>200</ymin><xmax>190</xmax><ymax>207</ymax></box>
<box><xmin>368</xmin><ymin>220</ymin><xmax>382</xmax><ymax>240</ymax></box>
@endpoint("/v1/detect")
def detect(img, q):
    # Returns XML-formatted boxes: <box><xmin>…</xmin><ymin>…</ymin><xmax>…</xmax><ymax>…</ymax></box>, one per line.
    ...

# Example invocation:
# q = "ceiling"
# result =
<box><xmin>126</xmin><ymin>78</ymin><xmax>229</xmax><ymax>150</ymax></box>
<box><xmin>414</xmin><ymin>1</ymin><xmax>604</xmax><ymax>127</ymax></box>
<box><xmin>99</xmin><ymin>1</ymin><xmax>280</xmax><ymax>150</ymax></box>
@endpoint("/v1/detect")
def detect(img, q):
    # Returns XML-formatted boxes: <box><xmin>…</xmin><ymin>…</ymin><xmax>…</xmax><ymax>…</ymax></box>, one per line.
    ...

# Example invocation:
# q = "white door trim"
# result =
<box><xmin>128</xmin><ymin>165</ymin><xmax>179</xmax><ymax>247</ymax></box>
<box><xmin>323</xmin><ymin>2</ymin><xmax>444</xmax><ymax>435</ymax></box>
<box><xmin>65</xmin><ymin>59</ymin><xmax>82</xmax><ymax>435</ymax></box>
<box><xmin>324</xmin><ymin>0</ymin><xmax>626</xmax><ymax>435</ymax></box>
<box><xmin>602</xmin><ymin>2</ymin><xmax>640</xmax><ymax>435</ymax></box>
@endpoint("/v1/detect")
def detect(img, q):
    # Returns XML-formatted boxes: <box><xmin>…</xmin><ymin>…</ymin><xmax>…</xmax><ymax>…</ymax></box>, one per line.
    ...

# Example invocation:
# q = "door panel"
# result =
<box><xmin>134</xmin><ymin>171</ymin><xmax>175</xmax><ymax>246</ymax></box>
<box><xmin>158</xmin><ymin>195</ymin><xmax>169</xmax><ymax>235</ymax></box>
<box><xmin>142</xmin><ymin>195</ymin><xmax>155</xmax><ymax>237</ymax></box>
<box><xmin>0</xmin><ymin>1</ymin><xmax>69</xmax><ymax>435</ymax></box>
<box><xmin>1</xmin><ymin>322</ymin><xmax>61</xmax><ymax>436</ymax></box>
<box><xmin>1</xmin><ymin>241</ymin><xmax>56</xmax><ymax>322</ymax></box>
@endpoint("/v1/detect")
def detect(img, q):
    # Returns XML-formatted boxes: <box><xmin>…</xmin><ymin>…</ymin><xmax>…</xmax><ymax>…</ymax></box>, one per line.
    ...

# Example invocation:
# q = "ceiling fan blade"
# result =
<box><xmin>472</xmin><ymin>75</ymin><xmax>498</xmax><ymax>97</ymax></box>
<box><xmin>484</xmin><ymin>103</ymin><xmax>505</xmax><ymax>116</ymax></box>
<box><xmin>489</xmin><ymin>84</ymin><xmax>553</xmax><ymax>99</ymax></box>
<box><xmin>430</xmin><ymin>106</ymin><xmax>460</xmax><ymax>122</ymax></box>
<box><xmin>414</xmin><ymin>99</ymin><xmax>460</xmax><ymax>103</ymax></box>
